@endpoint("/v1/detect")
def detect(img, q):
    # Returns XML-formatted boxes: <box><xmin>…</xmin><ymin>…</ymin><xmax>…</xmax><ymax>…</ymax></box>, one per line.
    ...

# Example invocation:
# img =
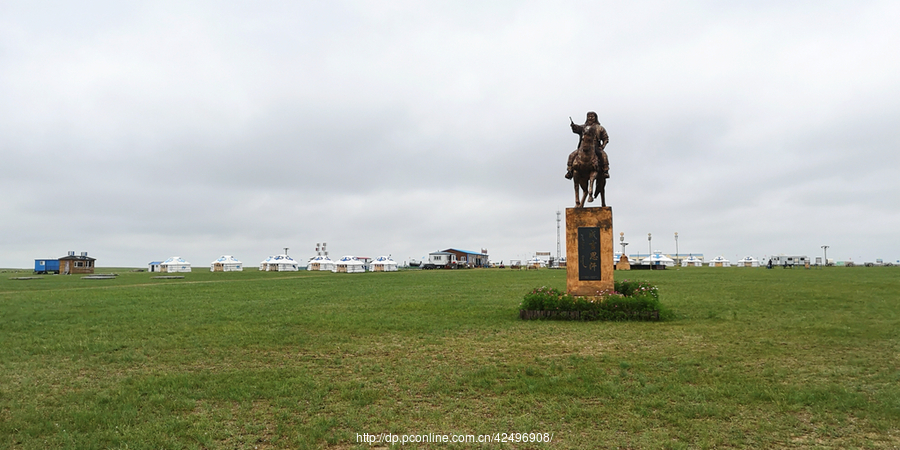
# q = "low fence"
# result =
<box><xmin>519</xmin><ymin>309</ymin><xmax>660</xmax><ymax>321</ymax></box>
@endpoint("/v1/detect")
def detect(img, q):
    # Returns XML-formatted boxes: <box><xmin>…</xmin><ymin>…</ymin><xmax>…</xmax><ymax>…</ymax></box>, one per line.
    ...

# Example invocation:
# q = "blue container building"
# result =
<box><xmin>34</xmin><ymin>259</ymin><xmax>60</xmax><ymax>274</ymax></box>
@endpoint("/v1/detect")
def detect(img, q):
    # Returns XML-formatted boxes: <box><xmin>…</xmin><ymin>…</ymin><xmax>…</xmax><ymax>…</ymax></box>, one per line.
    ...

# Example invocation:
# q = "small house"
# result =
<box><xmin>59</xmin><ymin>251</ymin><xmax>96</xmax><ymax>274</ymax></box>
<box><xmin>441</xmin><ymin>248</ymin><xmax>490</xmax><ymax>268</ymax></box>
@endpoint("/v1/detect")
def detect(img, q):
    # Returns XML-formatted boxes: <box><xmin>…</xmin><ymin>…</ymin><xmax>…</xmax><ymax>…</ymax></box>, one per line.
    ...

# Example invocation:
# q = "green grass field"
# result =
<box><xmin>1</xmin><ymin>266</ymin><xmax>899</xmax><ymax>449</ymax></box>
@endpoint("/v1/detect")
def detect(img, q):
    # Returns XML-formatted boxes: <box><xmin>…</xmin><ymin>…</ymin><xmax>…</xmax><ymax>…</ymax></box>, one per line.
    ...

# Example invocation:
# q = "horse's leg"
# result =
<box><xmin>579</xmin><ymin>181</ymin><xmax>589</xmax><ymax>207</ymax></box>
<box><xmin>574</xmin><ymin>178</ymin><xmax>582</xmax><ymax>207</ymax></box>
<box><xmin>598</xmin><ymin>179</ymin><xmax>606</xmax><ymax>207</ymax></box>
<box><xmin>586</xmin><ymin>173</ymin><xmax>595</xmax><ymax>203</ymax></box>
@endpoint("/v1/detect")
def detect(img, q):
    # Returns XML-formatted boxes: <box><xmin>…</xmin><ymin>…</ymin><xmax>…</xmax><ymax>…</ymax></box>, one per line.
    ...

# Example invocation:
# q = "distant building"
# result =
<box><xmin>59</xmin><ymin>251</ymin><xmax>95</xmax><ymax>275</ymax></box>
<box><xmin>426</xmin><ymin>251</ymin><xmax>456</xmax><ymax>269</ymax></box>
<box><xmin>707</xmin><ymin>256</ymin><xmax>731</xmax><ymax>267</ymax></box>
<box><xmin>441</xmin><ymin>248</ymin><xmax>490</xmax><ymax>268</ymax></box>
<box><xmin>642</xmin><ymin>252</ymin><xmax>675</xmax><ymax>267</ymax></box>
<box><xmin>356</xmin><ymin>256</ymin><xmax>372</xmax><ymax>271</ymax></box>
<box><xmin>34</xmin><ymin>259</ymin><xmax>60</xmax><ymax>274</ymax></box>
<box><xmin>736</xmin><ymin>256</ymin><xmax>760</xmax><ymax>267</ymax></box>
<box><xmin>210</xmin><ymin>255</ymin><xmax>243</xmax><ymax>272</ymax></box>
<box><xmin>681</xmin><ymin>255</ymin><xmax>704</xmax><ymax>267</ymax></box>
<box><xmin>160</xmin><ymin>256</ymin><xmax>192</xmax><ymax>273</ymax></box>
<box><xmin>632</xmin><ymin>252</ymin><xmax>703</xmax><ymax>263</ymax></box>
<box><xmin>306</xmin><ymin>255</ymin><xmax>335</xmax><ymax>271</ymax></box>
<box><xmin>259</xmin><ymin>254</ymin><xmax>300</xmax><ymax>271</ymax></box>
<box><xmin>371</xmin><ymin>256</ymin><xmax>398</xmax><ymax>272</ymax></box>
<box><xmin>534</xmin><ymin>251</ymin><xmax>552</xmax><ymax>266</ymax></box>
<box><xmin>526</xmin><ymin>256</ymin><xmax>546</xmax><ymax>269</ymax></box>
<box><xmin>770</xmin><ymin>255</ymin><xmax>808</xmax><ymax>268</ymax></box>
<box><xmin>333</xmin><ymin>255</ymin><xmax>366</xmax><ymax>273</ymax></box>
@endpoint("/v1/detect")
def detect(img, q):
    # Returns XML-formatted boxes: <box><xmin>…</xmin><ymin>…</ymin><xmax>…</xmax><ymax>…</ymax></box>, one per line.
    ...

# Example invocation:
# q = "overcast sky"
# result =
<box><xmin>2</xmin><ymin>1</ymin><xmax>899</xmax><ymax>268</ymax></box>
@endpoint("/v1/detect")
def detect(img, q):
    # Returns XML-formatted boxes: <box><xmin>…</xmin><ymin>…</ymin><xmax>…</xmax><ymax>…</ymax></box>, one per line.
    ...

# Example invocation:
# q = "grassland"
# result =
<box><xmin>1</xmin><ymin>266</ymin><xmax>899</xmax><ymax>449</ymax></box>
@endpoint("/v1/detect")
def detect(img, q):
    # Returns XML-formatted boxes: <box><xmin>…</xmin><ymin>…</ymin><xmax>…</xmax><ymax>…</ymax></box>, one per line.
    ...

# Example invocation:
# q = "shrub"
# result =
<box><xmin>614</xmin><ymin>279</ymin><xmax>659</xmax><ymax>301</ymax></box>
<box><xmin>520</xmin><ymin>281</ymin><xmax>662</xmax><ymax>321</ymax></box>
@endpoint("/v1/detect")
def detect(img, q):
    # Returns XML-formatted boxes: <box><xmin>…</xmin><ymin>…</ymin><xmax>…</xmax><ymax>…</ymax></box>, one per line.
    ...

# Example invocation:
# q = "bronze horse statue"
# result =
<box><xmin>571</xmin><ymin>126</ymin><xmax>606</xmax><ymax>207</ymax></box>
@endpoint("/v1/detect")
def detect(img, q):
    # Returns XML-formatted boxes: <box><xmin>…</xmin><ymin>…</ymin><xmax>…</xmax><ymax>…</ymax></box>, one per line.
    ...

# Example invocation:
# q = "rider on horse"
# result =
<box><xmin>565</xmin><ymin>111</ymin><xmax>609</xmax><ymax>180</ymax></box>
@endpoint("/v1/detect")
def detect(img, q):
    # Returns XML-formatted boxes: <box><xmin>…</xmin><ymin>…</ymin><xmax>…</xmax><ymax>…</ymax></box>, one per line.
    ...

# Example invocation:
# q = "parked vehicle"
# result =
<box><xmin>770</xmin><ymin>255</ymin><xmax>809</xmax><ymax>268</ymax></box>
<box><xmin>423</xmin><ymin>252</ymin><xmax>459</xmax><ymax>269</ymax></box>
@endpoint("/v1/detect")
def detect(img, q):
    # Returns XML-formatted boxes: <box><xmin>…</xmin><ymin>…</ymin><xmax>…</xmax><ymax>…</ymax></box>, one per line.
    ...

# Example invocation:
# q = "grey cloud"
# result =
<box><xmin>2</xmin><ymin>1</ymin><xmax>900</xmax><ymax>267</ymax></box>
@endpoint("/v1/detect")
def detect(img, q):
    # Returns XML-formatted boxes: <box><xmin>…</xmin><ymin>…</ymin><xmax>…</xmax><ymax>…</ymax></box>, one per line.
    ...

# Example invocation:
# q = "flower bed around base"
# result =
<box><xmin>519</xmin><ymin>280</ymin><xmax>662</xmax><ymax>321</ymax></box>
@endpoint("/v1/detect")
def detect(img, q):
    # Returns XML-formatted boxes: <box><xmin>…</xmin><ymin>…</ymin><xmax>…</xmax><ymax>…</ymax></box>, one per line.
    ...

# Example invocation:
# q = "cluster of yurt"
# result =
<box><xmin>306</xmin><ymin>255</ymin><xmax>335</xmax><ymax>271</ymax></box>
<box><xmin>370</xmin><ymin>256</ymin><xmax>398</xmax><ymax>272</ymax></box>
<box><xmin>642</xmin><ymin>252</ymin><xmax>675</xmax><ymax>267</ymax></box>
<box><xmin>334</xmin><ymin>255</ymin><xmax>366</xmax><ymax>273</ymax></box>
<box><xmin>147</xmin><ymin>248</ymin><xmax>398</xmax><ymax>274</ymax></box>
<box><xmin>707</xmin><ymin>256</ymin><xmax>731</xmax><ymax>267</ymax></box>
<box><xmin>210</xmin><ymin>255</ymin><xmax>243</xmax><ymax>272</ymax></box>
<box><xmin>259</xmin><ymin>254</ymin><xmax>301</xmax><ymax>271</ymax></box>
<box><xmin>681</xmin><ymin>255</ymin><xmax>704</xmax><ymax>267</ymax></box>
<box><xmin>736</xmin><ymin>256</ymin><xmax>760</xmax><ymax>267</ymax></box>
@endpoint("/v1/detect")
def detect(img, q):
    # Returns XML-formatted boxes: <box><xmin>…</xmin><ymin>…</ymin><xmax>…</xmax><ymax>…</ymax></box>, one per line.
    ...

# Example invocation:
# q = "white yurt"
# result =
<box><xmin>333</xmin><ymin>255</ymin><xmax>366</xmax><ymax>273</ymax></box>
<box><xmin>306</xmin><ymin>255</ymin><xmax>335</xmax><ymax>271</ymax></box>
<box><xmin>681</xmin><ymin>255</ymin><xmax>704</xmax><ymax>267</ymax></box>
<box><xmin>161</xmin><ymin>256</ymin><xmax>192</xmax><ymax>273</ymax></box>
<box><xmin>210</xmin><ymin>255</ymin><xmax>243</xmax><ymax>272</ymax></box>
<box><xmin>708</xmin><ymin>255</ymin><xmax>731</xmax><ymax>267</ymax></box>
<box><xmin>259</xmin><ymin>254</ymin><xmax>300</xmax><ymax>271</ymax></box>
<box><xmin>370</xmin><ymin>256</ymin><xmax>398</xmax><ymax>272</ymax></box>
<box><xmin>642</xmin><ymin>252</ymin><xmax>675</xmax><ymax>267</ymax></box>
<box><xmin>736</xmin><ymin>256</ymin><xmax>760</xmax><ymax>267</ymax></box>
<box><xmin>527</xmin><ymin>256</ymin><xmax>546</xmax><ymax>269</ymax></box>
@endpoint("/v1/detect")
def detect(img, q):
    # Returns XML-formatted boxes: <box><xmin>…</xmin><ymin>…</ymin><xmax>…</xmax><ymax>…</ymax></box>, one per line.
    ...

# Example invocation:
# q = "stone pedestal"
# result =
<box><xmin>566</xmin><ymin>207</ymin><xmax>614</xmax><ymax>296</ymax></box>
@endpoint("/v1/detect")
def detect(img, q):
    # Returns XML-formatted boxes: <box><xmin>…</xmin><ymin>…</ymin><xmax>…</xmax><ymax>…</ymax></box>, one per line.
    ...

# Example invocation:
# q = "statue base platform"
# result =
<box><xmin>566</xmin><ymin>207</ymin><xmax>614</xmax><ymax>296</ymax></box>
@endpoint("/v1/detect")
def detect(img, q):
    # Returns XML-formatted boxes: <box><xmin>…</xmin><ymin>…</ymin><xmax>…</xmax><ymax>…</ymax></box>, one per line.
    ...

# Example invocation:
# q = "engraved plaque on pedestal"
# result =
<box><xmin>566</xmin><ymin>207</ymin><xmax>614</xmax><ymax>296</ymax></box>
<box><xmin>577</xmin><ymin>227</ymin><xmax>601</xmax><ymax>280</ymax></box>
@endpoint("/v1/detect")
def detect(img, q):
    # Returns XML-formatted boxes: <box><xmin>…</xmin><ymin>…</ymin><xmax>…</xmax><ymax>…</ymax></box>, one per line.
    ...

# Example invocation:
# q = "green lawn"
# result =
<box><xmin>1</xmin><ymin>267</ymin><xmax>899</xmax><ymax>449</ymax></box>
